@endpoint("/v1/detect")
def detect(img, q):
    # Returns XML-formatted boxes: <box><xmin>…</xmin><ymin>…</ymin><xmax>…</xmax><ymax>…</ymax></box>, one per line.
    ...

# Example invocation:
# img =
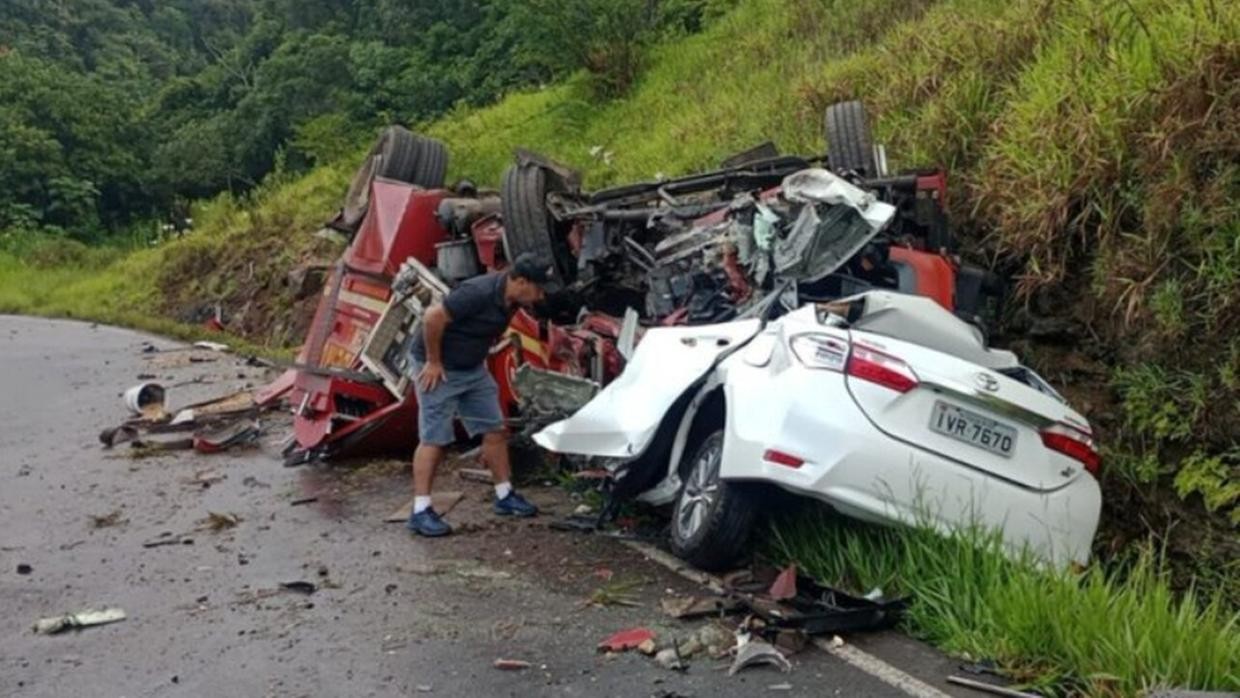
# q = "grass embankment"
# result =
<box><xmin>774</xmin><ymin>511</ymin><xmax>1239</xmax><ymax>696</ymax></box>
<box><xmin>0</xmin><ymin>0</ymin><xmax>1236</xmax><ymax>692</ymax></box>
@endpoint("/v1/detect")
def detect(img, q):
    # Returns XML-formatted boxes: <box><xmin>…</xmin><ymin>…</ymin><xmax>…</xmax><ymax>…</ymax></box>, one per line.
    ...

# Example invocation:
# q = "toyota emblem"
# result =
<box><xmin>975</xmin><ymin>372</ymin><xmax>1000</xmax><ymax>392</ymax></box>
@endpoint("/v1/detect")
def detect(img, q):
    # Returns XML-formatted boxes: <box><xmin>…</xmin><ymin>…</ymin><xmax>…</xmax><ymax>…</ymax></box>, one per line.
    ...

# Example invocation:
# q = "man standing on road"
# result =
<box><xmin>405</xmin><ymin>253</ymin><xmax>553</xmax><ymax>537</ymax></box>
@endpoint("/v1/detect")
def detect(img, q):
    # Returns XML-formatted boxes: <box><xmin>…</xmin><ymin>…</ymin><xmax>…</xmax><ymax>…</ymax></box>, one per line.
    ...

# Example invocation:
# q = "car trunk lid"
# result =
<box><xmin>844</xmin><ymin>332</ymin><xmax>1093</xmax><ymax>491</ymax></box>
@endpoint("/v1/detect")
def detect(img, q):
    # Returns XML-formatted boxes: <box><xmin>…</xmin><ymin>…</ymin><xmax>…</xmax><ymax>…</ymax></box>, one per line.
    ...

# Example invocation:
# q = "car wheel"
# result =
<box><xmin>340</xmin><ymin>127</ymin><xmax>449</xmax><ymax>230</ymax></box>
<box><xmin>669</xmin><ymin>430</ymin><xmax>757</xmax><ymax>571</ymax></box>
<box><xmin>500</xmin><ymin>163</ymin><xmax>574</xmax><ymax>289</ymax></box>
<box><xmin>824</xmin><ymin>100</ymin><xmax>877</xmax><ymax>176</ymax></box>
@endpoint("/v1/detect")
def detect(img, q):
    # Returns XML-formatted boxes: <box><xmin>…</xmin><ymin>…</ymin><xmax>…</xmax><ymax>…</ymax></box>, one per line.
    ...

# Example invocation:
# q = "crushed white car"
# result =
<box><xmin>535</xmin><ymin>291</ymin><xmax>1101</xmax><ymax>570</ymax></box>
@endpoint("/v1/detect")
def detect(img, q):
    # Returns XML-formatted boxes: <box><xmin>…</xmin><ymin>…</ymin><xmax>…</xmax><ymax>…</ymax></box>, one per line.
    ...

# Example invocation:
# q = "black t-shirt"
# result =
<box><xmin>410</xmin><ymin>272</ymin><xmax>513</xmax><ymax>369</ymax></box>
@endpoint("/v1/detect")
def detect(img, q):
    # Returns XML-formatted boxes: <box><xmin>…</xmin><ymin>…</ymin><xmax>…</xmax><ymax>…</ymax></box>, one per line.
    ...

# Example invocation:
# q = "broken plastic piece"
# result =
<box><xmin>728</xmin><ymin>638</ymin><xmax>792</xmax><ymax>676</ymax></box>
<box><xmin>33</xmin><ymin>607</ymin><xmax>127</xmax><ymax>634</ymax></box>
<box><xmin>597</xmin><ymin>627</ymin><xmax>656</xmax><ymax>653</ymax></box>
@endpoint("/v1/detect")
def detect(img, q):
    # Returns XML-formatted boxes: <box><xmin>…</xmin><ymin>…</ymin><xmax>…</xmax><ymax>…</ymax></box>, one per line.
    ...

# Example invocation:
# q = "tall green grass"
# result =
<box><xmin>773</xmin><ymin>510</ymin><xmax>1240</xmax><ymax>696</ymax></box>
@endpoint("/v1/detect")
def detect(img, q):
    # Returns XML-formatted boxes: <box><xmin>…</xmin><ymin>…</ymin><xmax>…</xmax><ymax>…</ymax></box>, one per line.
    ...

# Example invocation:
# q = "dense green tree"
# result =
<box><xmin>0</xmin><ymin>0</ymin><xmax>726</xmax><ymax>241</ymax></box>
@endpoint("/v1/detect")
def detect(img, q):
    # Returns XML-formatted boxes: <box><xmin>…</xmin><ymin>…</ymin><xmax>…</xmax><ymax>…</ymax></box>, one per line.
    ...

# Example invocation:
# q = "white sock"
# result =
<box><xmin>413</xmin><ymin>495</ymin><xmax>432</xmax><ymax>514</ymax></box>
<box><xmin>494</xmin><ymin>481</ymin><xmax>513</xmax><ymax>500</ymax></box>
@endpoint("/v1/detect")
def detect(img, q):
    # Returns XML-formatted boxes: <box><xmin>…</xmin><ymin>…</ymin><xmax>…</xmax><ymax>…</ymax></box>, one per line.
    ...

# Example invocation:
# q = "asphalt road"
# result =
<box><xmin>0</xmin><ymin>316</ymin><xmax>969</xmax><ymax>697</ymax></box>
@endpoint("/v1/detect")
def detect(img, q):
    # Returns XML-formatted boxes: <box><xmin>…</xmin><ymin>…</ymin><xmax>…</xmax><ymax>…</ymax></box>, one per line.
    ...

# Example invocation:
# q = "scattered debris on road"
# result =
<box><xmin>661</xmin><ymin>594</ymin><xmax>742</xmax><ymax>620</ymax></box>
<box><xmin>191</xmin><ymin>419</ymin><xmax>262</xmax><ymax>454</ymax></box>
<box><xmin>279</xmin><ymin>581</ymin><xmax>318</xmax><ymax>595</ymax></box>
<box><xmin>728</xmin><ymin>637</ymin><xmax>793</xmax><ymax>676</ymax></box>
<box><xmin>768</xmin><ymin>565</ymin><xmax>797</xmax><ymax>601</ymax></box>
<box><xmin>598</xmin><ymin>627</ymin><xmax>656</xmax><ymax>653</ymax></box>
<box><xmin>33</xmin><ymin>607</ymin><xmax>127</xmax><ymax>635</ymax></box>
<box><xmin>653</xmin><ymin>643</ymin><xmax>688</xmax><ymax>671</ymax></box>
<box><xmin>585</xmin><ymin>578</ymin><xmax>643</xmax><ymax>608</ymax></box>
<box><xmin>493</xmin><ymin>658</ymin><xmax>531</xmax><ymax>671</ymax></box>
<box><xmin>89</xmin><ymin>510</ymin><xmax>127</xmax><ymax>529</ymax></box>
<box><xmin>16</xmin><ymin>563</ymin><xmax>33</xmax><ymax>575</ymax></box>
<box><xmin>141</xmin><ymin>532</ymin><xmax>194</xmax><ymax>548</ymax></box>
<box><xmin>198</xmin><ymin>512</ymin><xmax>240</xmax><ymax>531</ymax></box>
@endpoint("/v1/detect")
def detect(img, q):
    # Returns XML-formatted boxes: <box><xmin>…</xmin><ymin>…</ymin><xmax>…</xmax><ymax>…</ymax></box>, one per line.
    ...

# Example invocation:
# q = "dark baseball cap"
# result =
<box><xmin>511</xmin><ymin>253</ymin><xmax>556</xmax><ymax>286</ymax></box>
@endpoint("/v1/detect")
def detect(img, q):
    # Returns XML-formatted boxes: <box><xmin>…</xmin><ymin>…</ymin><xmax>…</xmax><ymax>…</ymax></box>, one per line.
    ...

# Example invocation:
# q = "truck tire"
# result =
<box><xmin>824</xmin><ymin>100</ymin><xmax>877</xmax><ymax>176</ymax></box>
<box><xmin>500</xmin><ymin>163</ymin><xmax>573</xmax><ymax>288</ymax></box>
<box><xmin>669</xmin><ymin>430</ymin><xmax>757</xmax><ymax>571</ymax></box>
<box><xmin>340</xmin><ymin>127</ymin><xmax>449</xmax><ymax>230</ymax></box>
<box><xmin>409</xmin><ymin>135</ymin><xmax>449</xmax><ymax>189</ymax></box>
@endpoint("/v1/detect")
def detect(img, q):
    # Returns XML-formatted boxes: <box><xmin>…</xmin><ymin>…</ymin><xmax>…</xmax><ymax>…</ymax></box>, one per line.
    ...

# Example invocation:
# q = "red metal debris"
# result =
<box><xmin>768</xmin><ymin>564</ymin><xmax>798</xmax><ymax>601</ymax></box>
<box><xmin>597</xmin><ymin>627</ymin><xmax>655</xmax><ymax>653</ymax></box>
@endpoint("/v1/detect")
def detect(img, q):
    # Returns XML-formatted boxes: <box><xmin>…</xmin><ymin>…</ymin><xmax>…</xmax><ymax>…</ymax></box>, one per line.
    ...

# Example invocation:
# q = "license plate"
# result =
<box><xmin>929</xmin><ymin>401</ymin><xmax>1017</xmax><ymax>458</ymax></box>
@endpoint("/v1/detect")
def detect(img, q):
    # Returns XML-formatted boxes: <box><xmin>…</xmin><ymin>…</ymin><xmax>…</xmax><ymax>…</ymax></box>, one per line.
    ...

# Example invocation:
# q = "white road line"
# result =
<box><xmin>620</xmin><ymin>539</ymin><xmax>954</xmax><ymax>698</ymax></box>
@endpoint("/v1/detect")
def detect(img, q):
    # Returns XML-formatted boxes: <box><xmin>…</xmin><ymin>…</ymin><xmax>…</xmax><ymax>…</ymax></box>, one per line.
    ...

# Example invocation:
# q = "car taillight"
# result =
<box><xmin>846</xmin><ymin>345</ymin><xmax>919</xmax><ymax>393</ymax></box>
<box><xmin>788</xmin><ymin>333</ymin><xmax>848</xmax><ymax>371</ymax></box>
<box><xmin>1040</xmin><ymin>423</ymin><xmax>1101</xmax><ymax>476</ymax></box>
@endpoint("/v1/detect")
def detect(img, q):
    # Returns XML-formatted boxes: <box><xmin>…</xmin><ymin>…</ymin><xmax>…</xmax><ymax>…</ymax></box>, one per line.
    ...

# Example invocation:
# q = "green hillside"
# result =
<box><xmin>2</xmin><ymin>0</ymin><xmax>1238</xmax><ymax>690</ymax></box>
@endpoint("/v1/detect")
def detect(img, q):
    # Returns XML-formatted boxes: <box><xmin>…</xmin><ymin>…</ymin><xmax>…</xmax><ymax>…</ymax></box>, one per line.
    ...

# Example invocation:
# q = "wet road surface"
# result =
<box><xmin>0</xmin><ymin>316</ymin><xmax>968</xmax><ymax>697</ymax></box>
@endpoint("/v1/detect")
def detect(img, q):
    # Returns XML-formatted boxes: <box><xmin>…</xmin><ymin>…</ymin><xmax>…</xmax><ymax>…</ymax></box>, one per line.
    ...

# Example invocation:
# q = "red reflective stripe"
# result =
<box><xmin>763</xmin><ymin>449</ymin><xmax>804</xmax><ymax>468</ymax></box>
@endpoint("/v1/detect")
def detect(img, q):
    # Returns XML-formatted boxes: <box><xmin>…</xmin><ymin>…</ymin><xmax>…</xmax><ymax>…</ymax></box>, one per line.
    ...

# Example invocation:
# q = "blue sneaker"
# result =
<box><xmin>406</xmin><ymin>507</ymin><xmax>452</xmax><ymax>537</ymax></box>
<box><xmin>493</xmin><ymin>491</ymin><xmax>539</xmax><ymax>518</ymax></box>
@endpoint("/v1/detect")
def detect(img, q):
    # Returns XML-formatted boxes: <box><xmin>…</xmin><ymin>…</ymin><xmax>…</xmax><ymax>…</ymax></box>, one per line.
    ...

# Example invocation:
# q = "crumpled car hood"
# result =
<box><xmin>533</xmin><ymin>320</ymin><xmax>760</xmax><ymax>457</ymax></box>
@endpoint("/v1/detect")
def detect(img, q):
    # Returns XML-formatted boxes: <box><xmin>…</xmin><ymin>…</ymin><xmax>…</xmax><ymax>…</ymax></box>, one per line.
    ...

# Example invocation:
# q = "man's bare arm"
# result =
<box><xmin>422</xmin><ymin>303</ymin><xmax>451</xmax><ymax>365</ymax></box>
<box><xmin>418</xmin><ymin>303</ymin><xmax>452</xmax><ymax>392</ymax></box>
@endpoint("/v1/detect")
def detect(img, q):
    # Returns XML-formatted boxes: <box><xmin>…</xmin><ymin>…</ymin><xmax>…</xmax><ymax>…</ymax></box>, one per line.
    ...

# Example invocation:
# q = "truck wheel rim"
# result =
<box><xmin>677</xmin><ymin>439</ymin><xmax>721</xmax><ymax>540</ymax></box>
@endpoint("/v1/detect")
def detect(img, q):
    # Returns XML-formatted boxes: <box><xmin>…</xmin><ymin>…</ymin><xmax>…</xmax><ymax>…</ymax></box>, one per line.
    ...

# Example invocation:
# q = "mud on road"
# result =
<box><xmin>1</xmin><ymin>316</ymin><xmax>962</xmax><ymax>697</ymax></box>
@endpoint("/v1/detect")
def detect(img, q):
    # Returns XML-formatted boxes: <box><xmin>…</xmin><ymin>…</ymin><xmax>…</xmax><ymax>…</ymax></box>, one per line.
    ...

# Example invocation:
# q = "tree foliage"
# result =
<box><xmin>0</xmin><ymin>0</ymin><xmax>725</xmax><ymax>241</ymax></box>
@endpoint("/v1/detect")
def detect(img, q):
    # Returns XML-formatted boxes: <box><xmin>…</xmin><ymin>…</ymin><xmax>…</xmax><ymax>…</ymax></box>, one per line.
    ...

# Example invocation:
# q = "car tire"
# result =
<box><xmin>500</xmin><ymin>163</ymin><xmax>573</xmax><ymax>288</ymax></box>
<box><xmin>669</xmin><ymin>430</ymin><xmax>757</xmax><ymax>571</ymax></box>
<box><xmin>824</xmin><ymin>100</ymin><xmax>877</xmax><ymax>176</ymax></box>
<box><xmin>340</xmin><ymin>127</ymin><xmax>449</xmax><ymax>230</ymax></box>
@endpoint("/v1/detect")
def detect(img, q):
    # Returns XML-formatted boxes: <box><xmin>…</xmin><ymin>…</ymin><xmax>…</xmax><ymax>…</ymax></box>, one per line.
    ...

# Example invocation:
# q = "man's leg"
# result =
<box><xmin>458</xmin><ymin>367</ymin><xmax>537</xmax><ymax>517</ymax></box>
<box><xmin>407</xmin><ymin>363</ymin><xmax>456</xmax><ymax>537</ymax></box>
<box><xmin>412</xmin><ymin>442</ymin><xmax>445</xmax><ymax>497</ymax></box>
<box><xmin>479</xmin><ymin>431</ymin><xmax>511</xmax><ymax>488</ymax></box>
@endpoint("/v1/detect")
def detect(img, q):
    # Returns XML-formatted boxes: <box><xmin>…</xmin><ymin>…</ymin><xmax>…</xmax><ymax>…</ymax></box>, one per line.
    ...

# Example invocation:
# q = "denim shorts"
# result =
<box><xmin>410</xmin><ymin>360</ymin><xmax>505</xmax><ymax>446</ymax></box>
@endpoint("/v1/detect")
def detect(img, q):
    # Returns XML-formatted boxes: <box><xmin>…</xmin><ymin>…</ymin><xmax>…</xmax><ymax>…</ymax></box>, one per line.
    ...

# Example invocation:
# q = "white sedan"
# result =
<box><xmin>535</xmin><ymin>291</ymin><xmax>1101</xmax><ymax>570</ymax></box>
